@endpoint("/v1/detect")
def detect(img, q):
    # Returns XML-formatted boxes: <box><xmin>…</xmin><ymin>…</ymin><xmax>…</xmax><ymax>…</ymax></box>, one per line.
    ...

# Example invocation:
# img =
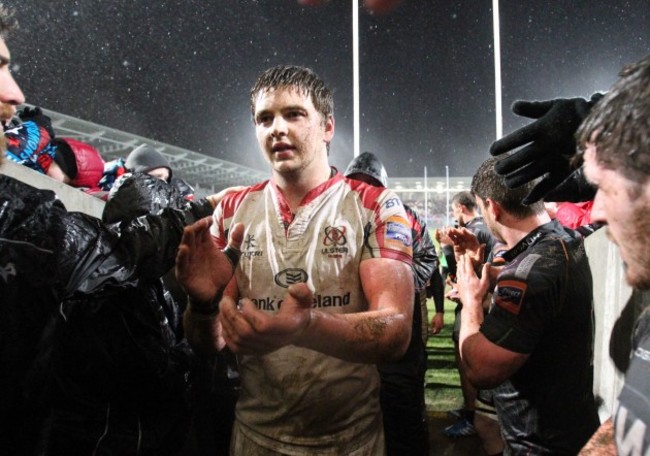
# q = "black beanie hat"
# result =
<box><xmin>125</xmin><ymin>144</ymin><xmax>172</xmax><ymax>180</ymax></box>
<box><xmin>52</xmin><ymin>138</ymin><xmax>78</xmax><ymax>179</ymax></box>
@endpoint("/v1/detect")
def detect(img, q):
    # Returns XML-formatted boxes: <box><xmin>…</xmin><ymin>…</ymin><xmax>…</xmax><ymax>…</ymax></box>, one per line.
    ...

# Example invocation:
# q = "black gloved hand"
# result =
<box><xmin>490</xmin><ymin>93</ymin><xmax>603</xmax><ymax>204</ymax></box>
<box><xmin>18</xmin><ymin>106</ymin><xmax>55</xmax><ymax>139</ymax></box>
<box><xmin>543</xmin><ymin>167</ymin><xmax>596</xmax><ymax>203</ymax></box>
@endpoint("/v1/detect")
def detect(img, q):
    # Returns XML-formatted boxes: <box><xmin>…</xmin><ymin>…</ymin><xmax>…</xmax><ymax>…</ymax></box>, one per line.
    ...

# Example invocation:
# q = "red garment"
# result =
<box><xmin>62</xmin><ymin>138</ymin><xmax>105</xmax><ymax>190</ymax></box>
<box><xmin>556</xmin><ymin>201</ymin><xmax>593</xmax><ymax>229</ymax></box>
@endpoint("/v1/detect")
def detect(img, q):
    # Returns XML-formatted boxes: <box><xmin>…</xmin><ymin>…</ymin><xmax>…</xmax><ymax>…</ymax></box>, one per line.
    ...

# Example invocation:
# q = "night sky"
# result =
<box><xmin>8</xmin><ymin>0</ymin><xmax>650</xmax><ymax>178</ymax></box>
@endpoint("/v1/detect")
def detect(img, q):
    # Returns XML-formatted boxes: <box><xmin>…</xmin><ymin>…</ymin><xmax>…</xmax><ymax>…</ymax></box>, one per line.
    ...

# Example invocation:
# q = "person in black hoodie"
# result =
<box><xmin>37</xmin><ymin>171</ymin><xmax>228</xmax><ymax>456</ymax></box>
<box><xmin>345</xmin><ymin>151</ymin><xmax>438</xmax><ymax>456</ymax></box>
<box><xmin>108</xmin><ymin>147</ymin><xmax>245</xmax><ymax>456</ymax></box>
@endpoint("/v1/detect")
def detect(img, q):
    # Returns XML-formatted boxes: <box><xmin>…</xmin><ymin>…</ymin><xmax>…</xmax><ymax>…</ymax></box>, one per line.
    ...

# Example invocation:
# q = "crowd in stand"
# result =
<box><xmin>3</xmin><ymin>105</ymin><xmax>198</xmax><ymax>203</ymax></box>
<box><xmin>3</xmin><ymin>2</ymin><xmax>650</xmax><ymax>455</ymax></box>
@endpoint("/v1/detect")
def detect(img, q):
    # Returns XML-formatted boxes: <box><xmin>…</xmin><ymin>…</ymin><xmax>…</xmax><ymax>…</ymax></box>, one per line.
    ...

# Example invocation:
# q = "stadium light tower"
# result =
<box><xmin>352</xmin><ymin>0</ymin><xmax>360</xmax><ymax>157</ymax></box>
<box><xmin>493</xmin><ymin>0</ymin><xmax>503</xmax><ymax>139</ymax></box>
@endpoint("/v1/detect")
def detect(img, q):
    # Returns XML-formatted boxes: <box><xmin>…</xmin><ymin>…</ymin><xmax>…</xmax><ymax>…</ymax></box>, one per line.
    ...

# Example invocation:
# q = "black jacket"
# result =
<box><xmin>0</xmin><ymin>173</ymin><xmax>209</xmax><ymax>455</ymax></box>
<box><xmin>39</xmin><ymin>173</ymin><xmax>213</xmax><ymax>455</ymax></box>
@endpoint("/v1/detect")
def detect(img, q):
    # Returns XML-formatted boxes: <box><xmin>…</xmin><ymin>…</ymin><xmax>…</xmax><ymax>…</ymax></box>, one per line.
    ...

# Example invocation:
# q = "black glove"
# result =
<box><xmin>543</xmin><ymin>167</ymin><xmax>596</xmax><ymax>203</ymax></box>
<box><xmin>490</xmin><ymin>93</ymin><xmax>603</xmax><ymax>204</ymax></box>
<box><xmin>18</xmin><ymin>106</ymin><xmax>55</xmax><ymax>140</ymax></box>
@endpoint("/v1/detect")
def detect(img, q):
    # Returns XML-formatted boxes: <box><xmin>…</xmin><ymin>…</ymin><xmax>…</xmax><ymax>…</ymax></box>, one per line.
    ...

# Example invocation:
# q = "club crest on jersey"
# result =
<box><xmin>321</xmin><ymin>225</ymin><xmax>349</xmax><ymax>258</ymax></box>
<box><xmin>495</xmin><ymin>280</ymin><xmax>527</xmax><ymax>315</ymax></box>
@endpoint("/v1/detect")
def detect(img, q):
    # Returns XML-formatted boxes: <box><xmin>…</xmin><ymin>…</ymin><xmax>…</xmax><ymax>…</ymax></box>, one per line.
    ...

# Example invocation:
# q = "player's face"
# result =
<box><xmin>452</xmin><ymin>203</ymin><xmax>464</xmax><ymax>226</ymax></box>
<box><xmin>253</xmin><ymin>87</ymin><xmax>333</xmax><ymax>179</ymax></box>
<box><xmin>584</xmin><ymin>145</ymin><xmax>650</xmax><ymax>289</ymax></box>
<box><xmin>0</xmin><ymin>37</ymin><xmax>25</xmax><ymax>130</ymax></box>
<box><xmin>476</xmin><ymin>196</ymin><xmax>504</xmax><ymax>244</ymax></box>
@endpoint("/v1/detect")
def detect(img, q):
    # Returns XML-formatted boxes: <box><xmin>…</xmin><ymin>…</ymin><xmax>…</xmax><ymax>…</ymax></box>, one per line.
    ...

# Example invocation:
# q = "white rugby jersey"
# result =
<box><xmin>211</xmin><ymin>171</ymin><xmax>412</xmax><ymax>452</ymax></box>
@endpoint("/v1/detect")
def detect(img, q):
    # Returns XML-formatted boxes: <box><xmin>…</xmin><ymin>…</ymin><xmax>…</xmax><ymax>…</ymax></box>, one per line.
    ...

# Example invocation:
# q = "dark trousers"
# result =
<box><xmin>378</xmin><ymin>341</ymin><xmax>429</xmax><ymax>456</ymax></box>
<box><xmin>191</xmin><ymin>350</ymin><xmax>240</xmax><ymax>456</ymax></box>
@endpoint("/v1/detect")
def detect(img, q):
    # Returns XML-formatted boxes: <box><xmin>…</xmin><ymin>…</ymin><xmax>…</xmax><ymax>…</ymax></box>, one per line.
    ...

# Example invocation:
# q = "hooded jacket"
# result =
<box><xmin>40</xmin><ymin>173</ymin><xmax>213</xmax><ymax>455</ymax></box>
<box><xmin>53</xmin><ymin>138</ymin><xmax>105</xmax><ymax>190</ymax></box>
<box><xmin>0</xmin><ymin>173</ymin><xmax>200</xmax><ymax>455</ymax></box>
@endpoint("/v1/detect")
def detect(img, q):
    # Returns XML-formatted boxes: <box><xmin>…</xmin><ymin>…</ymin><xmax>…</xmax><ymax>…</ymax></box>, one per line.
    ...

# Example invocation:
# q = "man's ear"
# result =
<box><xmin>486</xmin><ymin>198</ymin><xmax>502</xmax><ymax>221</ymax></box>
<box><xmin>324</xmin><ymin>115</ymin><xmax>335</xmax><ymax>141</ymax></box>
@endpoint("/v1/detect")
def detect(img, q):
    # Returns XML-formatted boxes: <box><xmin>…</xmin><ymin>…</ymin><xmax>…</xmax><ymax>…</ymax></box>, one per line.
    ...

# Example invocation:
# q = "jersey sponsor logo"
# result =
<box><xmin>251</xmin><ymin>297</ymin><xmax>279</xmax><ymax>311</ymax></box>
<box><xmin>250</xmin><ymin>292</ymin><xmax>352</xmax><ymax>311</ymax></box>
<box><xmin>384</xmin><ymin>197</ymin><xmax>403</xmax><ymax>209</ymax></box>
<box><xmin>322</xmin><ymin>226</ymin><xmax>349</xmax><ymax>257</ymax></box>
<box><xmin>494</xmin><ymin>280</ymin><xmax>527</xmax><ymax>315</ymax></box>
<box><xmin>312</xmin><ymin>292</ymin><xmax>351</xmax><ymax>308</ymax></box>
<box><xmin>274</xmin><ymin>268</ymin><xmax>309</xmax><ymax>288</ymax></box>
<box><xmin>242</xmin><ymin>233</ymin><xmax>264</xmax><ymax>258</ymax></box>
<box><xmin>244</xmin><ymin>233</ymin><xmax>257</xmax><ymax>250</ymax></box>
<box><xmin>385</xmin><ymin>215</ymin><xmax>412</xmax><ymax>247</ymax></box>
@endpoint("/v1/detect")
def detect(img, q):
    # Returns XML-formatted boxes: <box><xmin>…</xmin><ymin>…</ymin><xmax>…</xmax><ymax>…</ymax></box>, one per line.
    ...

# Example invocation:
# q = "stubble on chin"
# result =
<box><xmin>625</xmin><ymin>265</ymin><xmax>650</xmax><ymax>291</ymax></box>
<box><xmin>620</xmin><ymin>207</ymin><xmax>650</xmax><ymax>290</ymax></box>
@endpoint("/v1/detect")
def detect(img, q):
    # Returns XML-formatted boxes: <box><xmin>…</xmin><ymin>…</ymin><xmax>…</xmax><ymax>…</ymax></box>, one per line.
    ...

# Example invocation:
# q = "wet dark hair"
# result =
<box><xmin>577</xmin><ymin>54</ymin><xmax>650</xmax><ymax>186</ymax></box>
<box><xmin>250</xmin><ymin>65</ymin><xmax>334</xmax><ymax>122</ymax></box>
<box><xmin>471</xmin><ymin>157</ymin><xmax>544</xmax><ymax>218</ymax></box>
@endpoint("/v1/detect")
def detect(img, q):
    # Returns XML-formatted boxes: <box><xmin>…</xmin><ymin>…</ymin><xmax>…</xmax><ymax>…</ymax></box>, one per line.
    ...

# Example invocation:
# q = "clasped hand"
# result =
<box><xmin>455</xmin><ymin>253</ymin><xmax>490</xmax><ymax>311</ymax></box>
<box><xmin>176</xmin><ymin>217</ymin><xmax>315</xmax><ymax>355</ymax></box>
<box><xmin>446</xmin><ymin>227</ymin><xmax>485</xmax><ymax>268</ymax></box>
<box><xmin>219</xmin><ymin>283</ymin><xmax>314</xmax><ymax>355</ymax></box>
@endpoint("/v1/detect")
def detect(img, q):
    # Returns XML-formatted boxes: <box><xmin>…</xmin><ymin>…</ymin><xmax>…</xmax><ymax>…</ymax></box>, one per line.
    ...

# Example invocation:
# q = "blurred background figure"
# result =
<box><xmin>443</xmin><ymin>191</ymin><xmax>497</xmax><ymax>439</ymax></box>
<box><xmin>125</xmin><ymin>143</ymin><xmax>172</xmax><ymax>182</ymax></box>
<box><xmin>3</xmin><ymin>106</ymin><xmax>106</xmax><ymax>194</ymax></box>
<box><xmin>96</xmin><ymin>157</ymin><xmax>127</xmax><ymax>200</ymax></box>
<box><xmin>47</xmin><ymin>137</ymin><xmax>105</xmax><ymax>192</ymax></box>
<box><xmin>345</xmin><ymin>151</ymin><xmax>436</xmax><ymax>456</ymax></box>
<box><xmin>4</xmin><ymin>106</ymin><xmax>55</xmax><ymax>173</ymax></box>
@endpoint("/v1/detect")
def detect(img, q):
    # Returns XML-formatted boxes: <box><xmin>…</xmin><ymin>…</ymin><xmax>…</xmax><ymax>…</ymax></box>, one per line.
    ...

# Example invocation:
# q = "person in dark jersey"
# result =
<box><xmin>455</xmin><ymin>157</ymin><xmax>599</xmax><ymax>454</ymax></box>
